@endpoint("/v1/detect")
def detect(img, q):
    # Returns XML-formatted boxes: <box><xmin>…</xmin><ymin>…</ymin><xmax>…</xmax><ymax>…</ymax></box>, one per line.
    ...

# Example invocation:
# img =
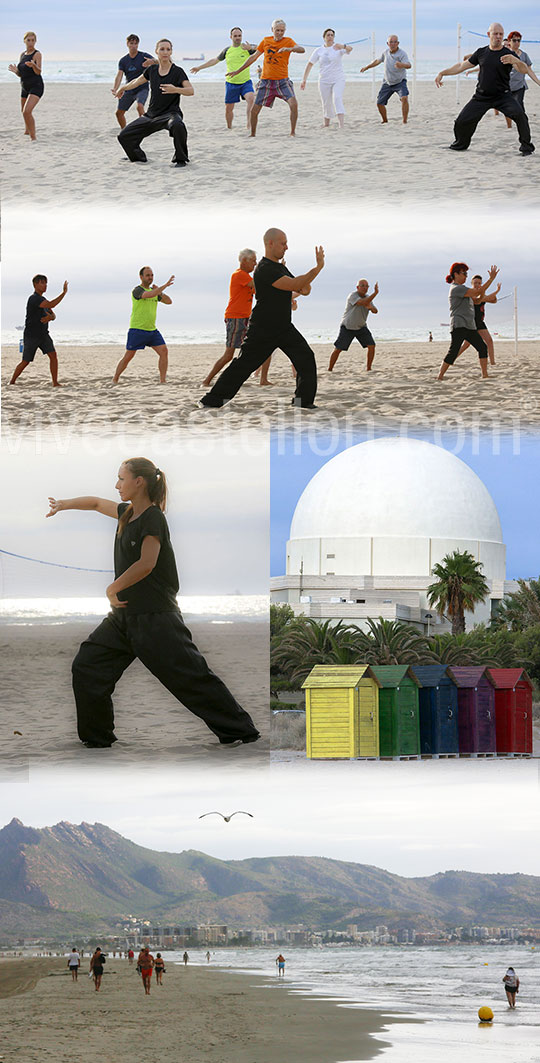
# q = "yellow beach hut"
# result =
<box><xmin>302</xmin><ymin>665</ymin><xmax>381</xmax><ymax>759</ymax></box>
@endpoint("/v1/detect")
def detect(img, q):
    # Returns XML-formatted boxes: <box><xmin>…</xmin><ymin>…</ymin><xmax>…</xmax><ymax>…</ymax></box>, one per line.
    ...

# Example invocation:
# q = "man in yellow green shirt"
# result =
<box><xmin>191</xmin><ymin>27</ymin><xmax>256</xmax><ymax>128</ymax></box>
<box><xmin>113</xmin><ymin>266</ymin><xmax>174</xmax><ymax>384</ymax></box>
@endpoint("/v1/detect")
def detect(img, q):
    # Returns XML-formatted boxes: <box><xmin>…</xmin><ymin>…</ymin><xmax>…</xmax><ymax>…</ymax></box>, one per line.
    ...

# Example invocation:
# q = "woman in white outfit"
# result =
<box><xmin>300</xmin><ymin>29</ymin><xmax>352</xmax><ymax>127</ymax></box>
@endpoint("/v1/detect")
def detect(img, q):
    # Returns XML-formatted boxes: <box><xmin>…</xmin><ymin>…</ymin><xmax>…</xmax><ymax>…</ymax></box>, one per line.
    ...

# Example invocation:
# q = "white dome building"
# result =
<box><xmin>271</xmin><ymin>438</ymin><xmax>511</xmax><ymax>632</ymax></box>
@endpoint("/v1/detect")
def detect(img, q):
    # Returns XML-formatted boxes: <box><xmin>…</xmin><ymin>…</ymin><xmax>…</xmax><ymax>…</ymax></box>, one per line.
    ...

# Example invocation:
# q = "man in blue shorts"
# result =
<box><xmin>328</xmin><ymin>279</ymin><xmax>379</xmax><ymax>371</ymax></box>
<box><xmin>361</xmin><ymin>35</ymin><xmax>411</xmax><ymax>123</ymax></box>
<box><xmin>10</xmin><ymin>274</ymin><xmax>68</xmax><ymax>387</ymax></box>
<box><xmin>191</xmin><ymin>27</ymin><xmax>257</xmax><ymax>129</ymax></box>
<box><xmin>112</xmin><ymin>35</ymin><xmax>154</xmax><ymax>129</ymax></box>
<box><xmin>113</xmin><ymin>267</ymin><xmax>174</xmax><ymax>384</ymax></box>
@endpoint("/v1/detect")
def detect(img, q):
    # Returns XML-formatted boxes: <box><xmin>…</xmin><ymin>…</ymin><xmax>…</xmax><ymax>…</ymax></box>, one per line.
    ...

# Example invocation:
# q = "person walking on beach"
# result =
<box><xmin>128</xmin><ymin>949</ymin><xmax>135</xmax><ymax>965</ymax></box>
<box><xmin>191</xmin><ymin>28</ymin><xmax>257</xmax><ymax>129</ymax></box>
<box><xmin>225</xmin><ymin>20</ymin><xmax>305</xmax><ymax>137</ymax></box>
<box><xmin>67</xmin><ymin>948</ymin><xmax>80</xmax><ymax>981</ymax></box>
<box><xmin>46</xmin><ymin>458</ymin><xmax>261</xmax><ymax>749</ymax></box>
<box><xmin>154</xmin><ymin>954</ymin><xmax>166</xmax><ymax>985</ymax></box>
<box><xmin>361</xmin><ymin>35</ymin><xmax>411</xmax><ymax>123</ymax></box>
<box><xmin>276</xmin><ymin>954</ymin><xmax>286</xmax><ymax>976</ymax></box>
<box><xmin>206</xmin><ymin>951</ymin><xmax>211</xmax><ymax>963</ymax></box>
<box><xmin>138</xmin><ymin>947</ymin><xmax>154</xmax><ymax>994</ymax></box>
<box><xmin>300</xmin><ymin>29</ymin><xmax>352</xmax><ymax>128</ymax></box>
<box><xmin>8</xmin><ymin>31</ymin><xmax>44</xmax><ymax>140</ymax></box>
<box><xmin>9</xmin><ymin>275</ymin><xmax>68</xmax><ymax>387</ymax></box>
<box><xmin>457</xmin><ymin>273</ymin><xmax>501</xmax><ymax>365</ymax></box>
<box><xmin>113</xmin><ymin>267</ymin><xmax>174</xmax><ymax>384</ymax></box>
<box><xmin>203</xmin><ymin>249</ymin><xmax>257</xmax><ymax>387</ymax></box>
<box><xmin>437</xmin><ymin>262</ymin><xmax>499</xmax><ymax>381</ymax></box>
<box><xmin>183</xmin><ymin>951</ymin><xmax>189</xmax><ymax>966</ymax></box>
<box><xmin>199</xmin><ymin>229</ymin><xmax>324</xmax><ymax>410</ymax></box>
<box><xmin>90</xmin><ymin>948</ymin><xmax>105</xmax><ymax>991</ymax></box>
<box><xmin>503</xmin><ymin>966</ymin><xmax>519</xmax><ymax>1007</ymax></box>
<box><xmin>435</xmin><ymin>23</ymin><xmax>535</xmax><ymax>155</ymax></box>
<box><xmin>112</xmin><ymin>34</ymin><xmax>154</xmax><ymax>129</ymax></box>
<box><xmin>328</xmin><ymin>279</ymin><xmax>378</xmax><ymax>372</ymax></box>
<box><xmin>115</xmin><ymin>39</ymin><xmax>193</xmax><ymax>166</ymax></box>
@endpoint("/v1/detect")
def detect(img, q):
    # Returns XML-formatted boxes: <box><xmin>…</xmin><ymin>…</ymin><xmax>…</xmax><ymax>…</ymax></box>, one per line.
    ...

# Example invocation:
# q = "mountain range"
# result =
<box><xmin>0</xmin><ymin>818</ymin><xmax>538</xmax><ymax>941</ymax></box>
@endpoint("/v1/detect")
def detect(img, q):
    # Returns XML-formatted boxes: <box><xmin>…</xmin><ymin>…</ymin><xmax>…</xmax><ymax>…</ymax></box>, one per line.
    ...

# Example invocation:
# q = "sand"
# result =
<box><xmin>0</xmin><ymin>617</ymin><xmax>268</xmax><ymax>771</ymax></box>
<box><xmin>0</xmin><ymin>957</ymin><xmax>405</xmax><ymax>1062</ymax></box>
<box><xmin>0</xmin><ymin>82</ymin><xmax>538</xmax><ymax>207</ymax></box>
<box><xmin>3</xmin><ymin>340</ymin><xmax>539</xmax><ymax>443</ymax></box>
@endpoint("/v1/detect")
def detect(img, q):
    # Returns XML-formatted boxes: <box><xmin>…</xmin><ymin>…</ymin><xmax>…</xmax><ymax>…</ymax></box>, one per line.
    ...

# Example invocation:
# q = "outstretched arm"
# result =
<box><xmin>106</xmin><ymin>535</ymin><xmax>161</xmax><ymax>607</ymax></box>
<box><xmin>435</xmin><ymin>60</ymin><xmax>473</xmax><ymax>86</ymax></box>
<box><xmin>191</xmin><ymin>56</ymin><xmax>221</xmax><ymax>73</ymax></box>
<box><xmin>227</xmin><ymin>49</ymin><xmax>262</xmax><ymax>78</ymax></box>
<box><xmin>114</xmin><ymin>73</ymin><xmax>147</xmax><ymax>97</ymax></box>
<box><xmin>300</xmin><ymin>61</ymin><xmax>314</xmax><ymax>88</ymax></box>
<box><xmin>272</xmin><ymin>246</ymin><xmax>325</xmax><ymax>292</ymax></box>
<box><xmin>46</xmin><ymin>496</ymin><xmax>119</xmax><ymax>519</ymax></box>
<box><xmin>361</xmin><ymin>57</ymin><xmax>382</xmax><ymax>73</ymax></box>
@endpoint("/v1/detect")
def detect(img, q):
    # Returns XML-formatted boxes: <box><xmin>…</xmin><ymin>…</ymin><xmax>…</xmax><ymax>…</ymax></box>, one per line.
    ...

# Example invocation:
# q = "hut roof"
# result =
<box><xmin>302</xmin><ymin>665</ymin><xmax>381</xmax><ymax>690</ymax></box>
<box><xmin>447</xmin><ymin>666</ymin><xmax>495</xmax><ymax>688</ymax></box>
<box><xmin>410</xmin><ymin>665</ymin><xmax>454</xmax><ymax>686</ymax></box>
<box><xmin>486</xmin><ymin>668</ymin><xmax>532</xmax><ymax>689</ymax></box>
<box><xmin>368</xmin><ymin>665</ymin><xmax>421</xmax><ymax>688</ymax></box>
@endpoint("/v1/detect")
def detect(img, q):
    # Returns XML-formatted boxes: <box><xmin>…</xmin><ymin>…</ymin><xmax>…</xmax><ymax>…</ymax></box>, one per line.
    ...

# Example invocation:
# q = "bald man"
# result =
<box><xmin>435</xmin><ymin>23</ymin><xmax>534</xmax><ymax>154</ymax></box>
<box><xmin>328</xmin><ymin>279</ymin><xmax>378</xmax><ymax>371</ymax></box>
<box><xmin>199</xmin><ymin>228</ymin><xmax>324</xmax><ymax>409</ymax></box>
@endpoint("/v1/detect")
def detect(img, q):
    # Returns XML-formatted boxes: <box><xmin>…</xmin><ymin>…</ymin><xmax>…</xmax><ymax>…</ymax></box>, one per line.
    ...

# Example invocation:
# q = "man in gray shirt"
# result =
<box><xmin>361</xmin><ymin>35</ymin><xmax>411</xmax><ymax>123</ymax></box>
<box><xmin>328</xmin><ymin>279</ymin><xmax>379</xmax><ymax>372</ymax></box>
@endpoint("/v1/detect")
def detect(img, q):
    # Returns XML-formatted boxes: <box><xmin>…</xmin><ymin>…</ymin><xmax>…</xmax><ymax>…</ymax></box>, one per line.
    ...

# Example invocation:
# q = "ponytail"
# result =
<box><xmin>117</xmin><ymin>457</ymin><xmax>168</xmax><ymax>536</ymax></box>
<box><xmin>446</xmin><ymin>261</ymin><xmax>468</xmax><ymax>283</ymax></box>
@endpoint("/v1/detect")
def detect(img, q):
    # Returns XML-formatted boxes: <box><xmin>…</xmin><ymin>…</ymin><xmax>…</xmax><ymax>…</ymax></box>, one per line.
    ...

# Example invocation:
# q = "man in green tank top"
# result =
<box><xmin>113</xmin><ymin>266</ymin><xmax>174</xmax><ymax>384</ymax></box>
<box><xmin>191</xmin><ymin>27</ymin><xmax>256</xmax><ymax>128</ymax></box>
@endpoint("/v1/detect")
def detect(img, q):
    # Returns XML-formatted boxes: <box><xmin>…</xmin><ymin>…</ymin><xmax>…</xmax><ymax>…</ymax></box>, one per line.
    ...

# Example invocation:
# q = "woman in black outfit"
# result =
<box><xmin>47</xmin><ymin>457</ymin><xmax>260</xmax><ymax>749</ymax></box>
<box><xmin>115</xmin><ymin>38</ymin><xmax>194</xmax><ymax>166</ymax></box>
<box><xmin>9</xmin><ymin>31</ymin><xmax>44</xmax><ymax>140</ymax></box>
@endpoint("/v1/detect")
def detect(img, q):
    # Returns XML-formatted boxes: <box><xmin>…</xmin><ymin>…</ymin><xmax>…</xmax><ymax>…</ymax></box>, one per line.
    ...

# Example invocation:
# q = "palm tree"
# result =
<box><xmin>427</xmin><ymin>551</ymin><xmax>489</xmax><ymax>636</ymax></box>
<box><xmin>352</xmin><ymin>618</ymin><xmax>434</xmax><ymax>665</ymax></box>
<box><xmin>271</xmin><ymin>618</ymin><xmax>362</xmax><ymax>685</ymax></box>
<box><xmin>494</xmin><ymin>577</ymin><xmax>540</xmax><ymax>631</ymax></box>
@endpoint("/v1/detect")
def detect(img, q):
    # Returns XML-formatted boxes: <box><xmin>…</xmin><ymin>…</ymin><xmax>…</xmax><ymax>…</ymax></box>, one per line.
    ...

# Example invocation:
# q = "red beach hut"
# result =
<box><xmin>487</xmin><ymin>669</ymin><xmax>533</xmax><ymax>755</ymax></box>
<box><xmin>447</xmin><ymin>667</ymin><xmax>496</xmax><ymax>755</ymax></box>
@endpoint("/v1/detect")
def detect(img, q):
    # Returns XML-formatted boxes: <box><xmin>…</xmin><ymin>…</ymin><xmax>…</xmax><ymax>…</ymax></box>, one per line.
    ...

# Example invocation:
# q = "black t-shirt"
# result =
<box><xmin>474</xmin><ymin>302</ymin><xmax>486</xmax><ymax>329</ymax></box>
<box><xmin>24</xmin><ymin>291</ymin><xmax>49</xmax><ymax>335</ymax></box>
<box><xmin>468</xmin><ymin>46</ymin><xmax>515</xmax><ymax>97</ymax></box>
<box><xmin>143</xmin><ymin>63</ymin><xmax>189</xmax><ymax>118</ymax></box>
<box><xmin>114</xmin><ymin>503</ymin><xmax>179</xmax><ymax>614</ymax></box>
<box><xmin>250</xmin><ymin>258</ymin><xmax>294</xmax><ymax>333</ymax></box>
<box><xmin>118</xmin><ymin>51</ymin><xmax>154</xmax><ymax>84</ymax></box>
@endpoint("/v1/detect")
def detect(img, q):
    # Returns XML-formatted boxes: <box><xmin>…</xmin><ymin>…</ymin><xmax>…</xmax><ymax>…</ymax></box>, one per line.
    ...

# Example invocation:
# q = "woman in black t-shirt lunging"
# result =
<box><xmin>46</xmin><ymin>457</ymin><xmax>260</xmax><ymax>749</ymax></box>
<box><xmin>114</xmin><ymin>38</ymin><xmax>194</xmax><ymax>165</ymax></box>
<box><xmin>8</xmin><ymin>31</ymin><xmax>44</xmax><ymax>141</ymax></box>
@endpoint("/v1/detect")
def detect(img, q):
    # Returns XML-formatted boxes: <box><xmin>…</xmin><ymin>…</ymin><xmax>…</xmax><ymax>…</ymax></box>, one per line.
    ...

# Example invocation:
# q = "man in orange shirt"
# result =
<box><xmin>226</xmin><ymin>19</ymin><xmax>305</xmax><ymax>136</ymax></box>
<box><xmin>203</xmin><ymin>248</ymin><xmax>257</xmax><ymax>386</ymax></box>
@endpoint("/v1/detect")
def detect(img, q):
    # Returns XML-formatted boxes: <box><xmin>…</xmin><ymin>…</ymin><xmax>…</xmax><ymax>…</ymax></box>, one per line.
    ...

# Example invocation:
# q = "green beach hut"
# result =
<box><xmin>369</xmin><ymin>666</ymin><xmax>421</xmax><ymax>759</ymax></box>
<box><xmin>302</xmin><ymin>665</ymin><xmax>380</xmax><ymax>759</ymax></box>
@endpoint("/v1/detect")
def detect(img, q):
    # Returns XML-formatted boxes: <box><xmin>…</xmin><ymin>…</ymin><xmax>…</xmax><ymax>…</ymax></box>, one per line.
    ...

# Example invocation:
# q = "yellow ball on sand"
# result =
<box><xmin>478</xmin><ymin>1006</ymin><xmax>494</xmax><ymax>1022</ymax></box>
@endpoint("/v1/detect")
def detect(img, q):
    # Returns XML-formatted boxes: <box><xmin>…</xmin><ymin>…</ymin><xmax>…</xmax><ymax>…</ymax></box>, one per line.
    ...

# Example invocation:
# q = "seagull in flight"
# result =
<box><xmin>198</xmin><ymin>811</ymin><xmax>254</xmax><ymax>823</ymax></box>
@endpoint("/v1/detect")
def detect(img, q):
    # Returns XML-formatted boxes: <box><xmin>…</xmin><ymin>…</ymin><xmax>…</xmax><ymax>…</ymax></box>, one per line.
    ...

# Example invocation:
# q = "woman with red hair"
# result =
<box><xmin>437</xmin><ymin>262</ymin><xmax>499</xmax><ymax>380</ymax></box>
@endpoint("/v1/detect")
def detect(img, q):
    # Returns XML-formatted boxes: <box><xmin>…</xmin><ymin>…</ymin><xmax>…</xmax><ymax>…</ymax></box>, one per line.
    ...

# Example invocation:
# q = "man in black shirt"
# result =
<box><xmin>199</xmin><ymin>228</ymin><xmax>324</xmax><ymax>409</ymax></box>
<box><xmin>435</xmin><ymin>22</ymin><xmax>534</xmax><ymax>154</ymax></box>
<box><xmin>115</xmin><ymin>38</ymin><xmax>194</xmax><ymax>165</ymax></box>
<box><xmin>9</xmin><ymin>274</ymin><xmax>68</xmax><ymax>386</ymax></box>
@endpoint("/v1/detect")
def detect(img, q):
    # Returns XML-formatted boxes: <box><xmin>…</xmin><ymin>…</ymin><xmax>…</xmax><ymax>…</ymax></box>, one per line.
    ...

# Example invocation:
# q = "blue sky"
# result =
<box><xmin>271</xmin><ymin>431</ymin><xmax>540</xmax><ymax>580</ymax></box>
<box><xmin>2</xmin><ymin>1</ymin><xmax>539</xmax><ymax>59</ymax></box>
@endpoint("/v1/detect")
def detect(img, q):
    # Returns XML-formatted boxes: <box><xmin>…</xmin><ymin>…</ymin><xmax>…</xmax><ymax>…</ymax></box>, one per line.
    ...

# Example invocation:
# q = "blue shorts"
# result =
<box><xmin>377</xmin><ymin>79</ymin><xmax>409</xmax><ymax>106</ymax></box>
<box><xmin>335</xmin><ymin>324</ymin><xmax>375</xmax><ymax>351</ymax></box>
<box><xmin>225</xmin><ymin>80</ymin><xmax>254</xmax><ymax>104</ymax></box>
<box><xmin>118</xmin><ymin>85</ymin><xmax>149</xmax><ymax>112</ymax></box>
<box><xmin>126</xmin><ymin>328</ymin><xmax>165</xmax><ymax>351</ymax></box>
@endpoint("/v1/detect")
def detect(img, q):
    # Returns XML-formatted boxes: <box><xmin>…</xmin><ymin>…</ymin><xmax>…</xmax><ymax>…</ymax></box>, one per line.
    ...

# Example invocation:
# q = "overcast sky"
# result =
<box><xmin>3</xmin><ymin>202</ymin><xmax>538</xmax><ymax>340</ymax></box>
<box><xmin>271</xmin><ymin>432</ymin><xmax>540</xmax><ymax>580</ymax></box>
<box><xmin>0</xmin><ymin>435</ymin><xmax>268</xmax><ymax>596</ymax></box>
<box><xmin>1</xmin><ymin>761</ymin><xmax>539</xmax><ymax>877</ymax></box>
<box><xmin>2</xmin><ymin>1</ymin><xmax>539</xmax><ymax>60</ymax></box>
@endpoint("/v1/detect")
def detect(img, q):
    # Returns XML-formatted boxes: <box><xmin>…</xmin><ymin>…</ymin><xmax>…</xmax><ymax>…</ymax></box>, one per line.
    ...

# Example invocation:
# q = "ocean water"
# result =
<box><xmin>168</xmin><ymin>945</ymin><xmax>540</xmax><ymax>1061</ymax></box>
<box><xmin>0</xmin><ymin>594</ymin><xmax>268</xmax><ymax>625</ymax></box>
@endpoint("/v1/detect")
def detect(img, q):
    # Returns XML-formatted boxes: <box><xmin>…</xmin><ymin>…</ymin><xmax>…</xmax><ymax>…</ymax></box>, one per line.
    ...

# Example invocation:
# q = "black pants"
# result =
<box><xmin>201</xmin><ymin>322</ymin><xmax>317</xmax><ymax>407</ymax></box>
<box><xmin>453</xmin><ymin>91</ymin><xmax>534</xmax><ymax>153</ymax></box>
<box><xmin>511</xmin><ymin>87</ymin><xmax>527</xmax><ymax>114</ymax></box>
<box><xmin>444</xmin><ymin>327</ymin><xmax>487</xmax><ymax>366</ymax></box>
<box><xmin>118</xmin><ymin>113</ymin><xmax>189</xmax><ymax>162</ymax></box>
<box><xmin>72</xmin><ymin>610</ymin><xmax>259</xmax><ymax>745</ymax></box>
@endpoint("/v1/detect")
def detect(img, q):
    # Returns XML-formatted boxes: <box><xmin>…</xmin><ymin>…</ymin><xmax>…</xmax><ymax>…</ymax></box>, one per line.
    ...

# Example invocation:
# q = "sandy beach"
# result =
<box><xmin>3</xmin><ymin>340</ymin><xmax>539</xmax><ymax>441</ymax></box>
<box><xmin>0</xmin><ymin>956</ymin><xmax>400</xmax><ymax>1062</ymax></box>
<box><xmin>0</xmin><ymin>617</ymin><xmax>268</xmax><ymax>770</ymax></box>
<box><xmin>1</xmin><ymin>82</ymin><xmax>538</xmax><ymax>207</ymax></box>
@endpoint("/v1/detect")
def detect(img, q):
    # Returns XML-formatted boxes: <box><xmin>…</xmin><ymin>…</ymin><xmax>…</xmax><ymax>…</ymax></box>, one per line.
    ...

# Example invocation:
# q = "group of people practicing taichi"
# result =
<box><xmin>9</xmin><ymin>21</ymin><xmax>537</xmax><ymax>156</ymax></box>
<box><xmin>11</xmin><ymin>229</ymin><xmax>504</xmax><ymax>404</ymax></box>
